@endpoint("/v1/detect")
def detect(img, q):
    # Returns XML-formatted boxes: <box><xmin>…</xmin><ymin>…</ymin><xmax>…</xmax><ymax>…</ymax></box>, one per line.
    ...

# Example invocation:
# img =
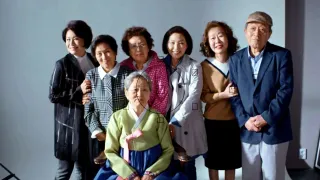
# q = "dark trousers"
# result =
<box><xmin>55</xmin><ymin>159</ymin><xmax>85</xmax><ymax>180</ymax></box>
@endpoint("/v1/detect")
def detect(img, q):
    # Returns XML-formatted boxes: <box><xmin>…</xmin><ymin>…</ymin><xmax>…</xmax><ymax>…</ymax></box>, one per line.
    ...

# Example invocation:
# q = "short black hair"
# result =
<box><xmin>91</xmin><ymin>35</ymin><xmax>118</xmax><ymax>57</ymax></box>
<box><xmin>121</xmin><ymin>26</ymin><xmax>154</xmax><ymax>56</ymax></box>
<box><xmin>62</xmin><ymin>20</ymin><xmax>93</xmax><ymax>49</ymax></box>
<box><xmin>162</xmin><ymin>26</ymin><xmax>193</xmax><ymax>55</ymax></box>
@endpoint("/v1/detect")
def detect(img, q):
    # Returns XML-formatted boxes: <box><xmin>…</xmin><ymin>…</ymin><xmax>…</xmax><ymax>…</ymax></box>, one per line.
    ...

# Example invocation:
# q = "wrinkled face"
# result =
<box><xmin>95</xmin><ymin>43</ymin><xmax>116</xmax><ymax>72</ymax></box>
<box><xmin>167</xmin><ymin>33</ymin><xmax>188</xmax><ymax>60</ymax></box>
<box><xmin>125</xmin><ymin>77</ymin><xmax>150</xmax><ymax>108</ymax></box>
<box><xmin>245</xmin><ymin>22</ymin><xmax>271</xmax><ymax>50</ymax></box>
<box><xmin>128</xmin><ymin>36</ymin><xmax>149</xmax><ymax>63</ymax></box>
<box><xmin>65</xmin><ymin>30</ymin><xmax>86</xmax><ymax>56</ymax></box>
<box><xmin>208</xmin><ymin>26</ymin><xmax>228</xmax><ymax>55</ymax></box>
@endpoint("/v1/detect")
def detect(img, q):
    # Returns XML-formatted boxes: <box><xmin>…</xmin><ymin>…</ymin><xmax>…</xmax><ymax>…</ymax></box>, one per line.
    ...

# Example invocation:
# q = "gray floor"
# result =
<box><xmin>196</xmin><ymin>157</ymin><xmax>242</xmax><ymax>180</ymax></box>
<box><xmin>195</xmin><ymin>157</ymin><xmax>293</xmax><ymax>180</ymax></box>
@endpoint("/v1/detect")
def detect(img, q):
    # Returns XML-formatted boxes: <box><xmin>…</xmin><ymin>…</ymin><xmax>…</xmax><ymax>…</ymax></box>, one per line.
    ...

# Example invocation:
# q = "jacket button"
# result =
<box><xmin>184</xmin><ymin>131</ymin><xmax>188</xmax><ymax>135</ymax></box>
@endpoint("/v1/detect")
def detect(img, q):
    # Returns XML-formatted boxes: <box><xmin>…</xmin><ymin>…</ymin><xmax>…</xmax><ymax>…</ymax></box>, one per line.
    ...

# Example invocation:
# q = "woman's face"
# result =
<box><xmin>128</xmin><ymin>36</ymin><xmax>149</xmax><ymax>63</ymax></box>
<box><xmin>167</xmin><ymin>33</ymin><xmax>188</xmax><ymax>60</ymax></box>
<box><xmin>208</xmin><ymin>26</ymin><xmax>229</xmax><ymax>55</ymax></box>
<box><xmin>95</xmin><ymin>42</ymin><xmax>116</xmax><ymax>72</ymax></box>
<box><xmin>125</xmin><ymin>77</ymin><xmax>150</xmax><ymax>108</ymax></box>
<box><xmin>65</xmin><ymin>29</ymin><xmax>86</xmax><ymax>57</ymax></box>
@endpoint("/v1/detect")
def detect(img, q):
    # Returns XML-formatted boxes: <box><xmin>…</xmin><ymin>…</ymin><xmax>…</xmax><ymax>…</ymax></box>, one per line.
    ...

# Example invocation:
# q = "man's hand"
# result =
<box><xmin>254</xmin><ymin>115</ymin><xmax>268</xmax><ymax>128</ymax></box>
<box><xmin>81</xmin><ymin>79</ymin><xmax>91</xmax><ymax>93</ymax></box>
<box><xmin>245</xmin><ymin>117</ymin><xmax>261</xmax><ymax>132</ymax></box>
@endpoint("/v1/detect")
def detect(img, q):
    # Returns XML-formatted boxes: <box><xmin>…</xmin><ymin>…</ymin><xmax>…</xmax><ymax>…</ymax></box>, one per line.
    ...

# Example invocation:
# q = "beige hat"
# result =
<box><xmin>246</xmin><ymin>11</ymin><xmax>273</xmax><ymax>27</ymax></box>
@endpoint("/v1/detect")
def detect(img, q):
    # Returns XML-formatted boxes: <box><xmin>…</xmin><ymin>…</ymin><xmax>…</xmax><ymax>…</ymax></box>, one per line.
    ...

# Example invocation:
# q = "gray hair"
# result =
<box><xmin>124</xmin><ymin>71</ymin><xmax>152</xmax><ymax>92</ymax></box>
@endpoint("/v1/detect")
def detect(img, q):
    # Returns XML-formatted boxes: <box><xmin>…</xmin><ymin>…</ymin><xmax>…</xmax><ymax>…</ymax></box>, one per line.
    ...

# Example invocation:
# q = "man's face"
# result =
<box><xmin>245</xmin><ymin>22</ymin><xmax>271</xmax><ymax>50</ymax></box>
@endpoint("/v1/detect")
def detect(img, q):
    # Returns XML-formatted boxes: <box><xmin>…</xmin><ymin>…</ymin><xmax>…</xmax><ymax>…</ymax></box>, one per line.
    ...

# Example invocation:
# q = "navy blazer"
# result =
<box><xmin>229</xmin><ymin>42</ymin><xmax>294</xmax><ymax>145</ymax></box>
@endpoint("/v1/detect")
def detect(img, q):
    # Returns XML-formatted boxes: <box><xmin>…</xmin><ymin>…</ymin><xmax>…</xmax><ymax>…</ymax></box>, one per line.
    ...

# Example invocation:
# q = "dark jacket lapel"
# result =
<box><xmin>241</xmin><ymin>48</ymin><xmax>255</xmax><ymax>87</ymax></box>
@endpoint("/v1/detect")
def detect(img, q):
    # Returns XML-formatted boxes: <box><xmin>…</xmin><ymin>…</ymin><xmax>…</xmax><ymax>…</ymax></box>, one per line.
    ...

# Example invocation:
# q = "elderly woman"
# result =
<box><xmin>94</xmin><ymin>71</ymin><xmax>186</xmax><ymax>180</ymax></box>
<box><xmin>200</xmin><ymin>21</ymin><xmax>241</xmax><ymax>180</ymax></box>
<box><xmin>120</xmin><ymin>26</ymin><xmax>169</xmax><ymax>116</ymax></box>
<box><xmin>162</xmin><ymin>26</ymin><xmax>208</xmax><ymax>179</ymax></box>
<box><xmin>83</xmin><ymin>34</ymin><xmax>133</xmax><ymax>178</ymax></box>
<box><xmin>49</xmin><ymin>20</ymin><xmax>99</xmax><ymax>179</ymax></box>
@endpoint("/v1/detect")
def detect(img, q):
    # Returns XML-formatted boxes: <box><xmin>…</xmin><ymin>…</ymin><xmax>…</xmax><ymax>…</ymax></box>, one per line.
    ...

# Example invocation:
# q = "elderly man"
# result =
<box><xmin>229</xmin><ymin>11</ymin><xmax>294</xmax><ymax>180</ymax></box>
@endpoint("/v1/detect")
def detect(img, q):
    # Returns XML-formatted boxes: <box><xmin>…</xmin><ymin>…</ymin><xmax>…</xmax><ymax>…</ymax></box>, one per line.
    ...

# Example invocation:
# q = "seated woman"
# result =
<box><xmin>94</xmin><ymin>71</ymin><xmax>186</xmax><ymax>180</ymax></box>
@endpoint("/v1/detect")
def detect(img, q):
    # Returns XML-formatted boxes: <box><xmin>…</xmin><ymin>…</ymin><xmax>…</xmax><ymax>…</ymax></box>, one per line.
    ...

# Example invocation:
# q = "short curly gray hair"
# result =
<box><xmin>124</xmin><ymin>71</ymin><xmax>152</xmax><ymax>92</ymax></box>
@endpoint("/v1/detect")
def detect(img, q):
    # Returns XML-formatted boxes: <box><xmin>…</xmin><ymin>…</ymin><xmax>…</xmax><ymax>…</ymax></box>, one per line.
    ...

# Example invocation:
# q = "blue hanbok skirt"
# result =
<box><xmin>94</xmin><ymin>144</ymin><xmax>187</xmax><ymax>180</ymax></box>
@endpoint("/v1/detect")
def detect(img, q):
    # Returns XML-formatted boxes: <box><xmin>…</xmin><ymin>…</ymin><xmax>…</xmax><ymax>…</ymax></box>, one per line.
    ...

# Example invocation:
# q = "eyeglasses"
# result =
<box><xmin>129</xmin><ymin>43</ymin><xmax>147</xmax><ymax>50</ymax></box>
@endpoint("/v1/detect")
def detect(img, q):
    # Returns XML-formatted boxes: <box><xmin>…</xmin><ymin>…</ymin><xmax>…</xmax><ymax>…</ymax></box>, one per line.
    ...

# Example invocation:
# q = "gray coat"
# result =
<box><xmin>167</xmin><ymin>55</ymin><xmax>208</xmax><ymax>158</ymax></box>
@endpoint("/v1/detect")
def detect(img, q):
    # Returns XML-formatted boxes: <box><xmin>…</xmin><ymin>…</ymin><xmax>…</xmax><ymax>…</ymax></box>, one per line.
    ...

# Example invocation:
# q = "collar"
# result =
<box><xmin>132</xmin><ymin>57</ymin><xmax>152</xmax><ymax>71</ymax></box>
<box><xmin>164</xmin><ymin>54</ymin><xmax>189</xmax><ymax>72</ymax></box>
<box><xmin>128</xmin><ymin>103</ymin><xmax>149</xmax><ymax>122</ymax></box>
<box><xmin>97</xmin><ymin>63</ymin><xmax>120</xmax><ymax>80</ymax></box>
<box><xmin>247</xmin><ymin>46</ymin><xmax>265</xmax><ymax>60</ymax></box>
<box><xmin>209</xmin><ymin>57</ymin><xmax>229</xmax><ymax>65</ymax></box>
<box><xmin>73</xmin><ymin>53</ymin><xmax>88</xmax><ymax>61</ymax></box>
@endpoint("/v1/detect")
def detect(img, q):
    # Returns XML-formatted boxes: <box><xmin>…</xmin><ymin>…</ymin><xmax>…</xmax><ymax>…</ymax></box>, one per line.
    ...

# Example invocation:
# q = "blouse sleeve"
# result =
<box><xmin>105</xmin><ymin>113</ymin><xmax>137</xmax><ymax>179</ymax></box>
<box><xmin>145</xmin><ymin>116</ymin><xmax>173</xmax><ymax>175</ymax></box>
<box><xmin>151</xmin><ymin>65</ymin><xmax>170</xmax><ymax>116</ymax></box>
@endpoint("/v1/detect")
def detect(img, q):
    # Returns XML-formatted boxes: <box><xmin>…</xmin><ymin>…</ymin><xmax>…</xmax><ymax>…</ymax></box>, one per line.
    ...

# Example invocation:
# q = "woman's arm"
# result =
<box><xmin>84</xmin><ymin>70</ymin><xmax>104</xmax><ymax>138</ymax></box>
<box><xmin>201</xmin><ymin>64</ymin><xmax>223</xmax><ymax>103</ymax></box>
<box><xmin>145</xmin><ymin>116</ymin><xmax>174</xmax><ymax>176</ymax></box>
<box><xmin>151</xmin><ymin>65</ymin><xmax>170</xmax><ymax>116</ymax></box>
<box><xmin>105</xmin><ymin>114</ymin><xmax>138</xmax><ymax>179</ymax></box>
<box><xmin>49</xmin><ymin>61</ymin><xmax>83</xmax><ymax>105</ymax></box>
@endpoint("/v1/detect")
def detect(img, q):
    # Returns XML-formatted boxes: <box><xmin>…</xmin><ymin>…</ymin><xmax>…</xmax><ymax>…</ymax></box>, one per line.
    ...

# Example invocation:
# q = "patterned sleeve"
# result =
<box><xmin>151</xmin><ymin>65</ymin><xmax>169</xmax><ymax>116</ymax></box>
<box><xmin>49</xmin><ymin>60</ymin><xmax>83</xmax><ymax>105</ymax></box>
<box><xmin>84</xmin><ymin>70</ymin><xmax>103</xmax><ymax>133</ymax></box>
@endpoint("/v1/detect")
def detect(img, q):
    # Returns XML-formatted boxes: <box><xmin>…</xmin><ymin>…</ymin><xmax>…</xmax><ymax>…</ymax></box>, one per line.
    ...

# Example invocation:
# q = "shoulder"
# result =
<box><xmin>120</xmin><ymin>58</ymin><xmax>132</xmax><ymax>65</ymax></box>
<box><xmin>86</xmin><ymin>68</ymin><xmax>97</xmax><ymax>78</ymax></box>
<box><xmin>119</xmin><ymin>64</ymin><xmax>134</xmax><ymax>74</ymax></box>
<box><xmin>232</xmin><ymin>47</ymin><xmax>246</xmax><ymax>60</ymax></box>
<box><xmin>189</xmin><ymin>57</ymin><xmax>201</xmax><ymax>66</ymax></box>
<box><xmin>149</xmin><ymin>59</ymin><xmax>167</xmax><ymax>75</ymax></box>
<box><xmin>54</xmin><ymin>54</ymin><xmax>71</xmax><ymax>70</ymax></box>
<box><xmin>147</xmin><ymin>109</ymin><xmax>167</xmax><ymax>123</ymax></box>
<box><xmin>152</xmin><ymin>58</ymin><xmax>166</xmax><ymax>68</ymax></box>
<box><xmin>266</xmin><ymin>43</ymin><xmax>291</xmax><ymax>56</ymax></box>
<box><xmin>113</xmin><ymin>107</ymin><xmax>129</xmax><ymax>118</ymax></box>
<box><xmin>120</xmin><ymin>58</ymin><xmax>135</xmax><ymax>70</ymax></box>
<box><xmin>200</xmin><ymin>59</ymin><xmax>209</xmax><ymax>65</ymax></box>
